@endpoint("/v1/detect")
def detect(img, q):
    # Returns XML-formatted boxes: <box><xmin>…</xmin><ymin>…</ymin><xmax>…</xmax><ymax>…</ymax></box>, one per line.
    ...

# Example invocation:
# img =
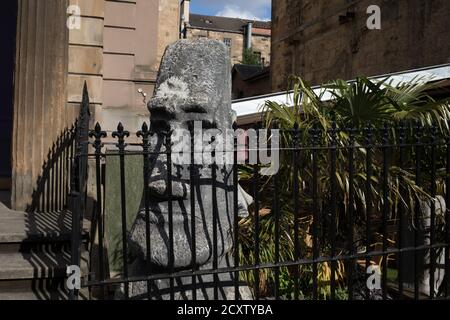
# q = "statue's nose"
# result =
<box><xmin>148</xmin><ymin>160</ymin><xmax>190</xmax><ymax>201</ymax></box>
<box><xmin>148</xmin><ymin>179</ymin><xmax>189</xmax><ymax>201</ymax></box>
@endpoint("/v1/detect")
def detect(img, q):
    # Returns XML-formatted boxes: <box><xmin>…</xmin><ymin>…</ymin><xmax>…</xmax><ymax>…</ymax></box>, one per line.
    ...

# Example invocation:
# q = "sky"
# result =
<box><xmin>189</xmin><ymin>0</ymin><xmax>271</xmax><ymax>21</ymax></box>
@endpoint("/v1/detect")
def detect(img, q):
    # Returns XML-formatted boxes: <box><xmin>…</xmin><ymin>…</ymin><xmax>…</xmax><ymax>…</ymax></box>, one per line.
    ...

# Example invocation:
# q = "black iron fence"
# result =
<box><xmin>26</xmin><ymin>125</ymin><xmax>77</xmax><ymax>214</ymax></box>
<box><xmin>69</xmin><ymin>100</ymin><xmax>450</xmax><ymax>300</ymax></box>
<box><xmin>69</xmin><ymin>84</ymin><xmax>90</xmax><ymax>300</ymax></box>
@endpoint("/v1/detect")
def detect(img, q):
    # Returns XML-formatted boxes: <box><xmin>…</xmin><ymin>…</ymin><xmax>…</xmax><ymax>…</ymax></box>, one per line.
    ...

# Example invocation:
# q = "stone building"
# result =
<box><xmin>271</xmin><ymin>0</ymin><xmax>450</xmax><ymax>91</ymax></box>
<box><xmin>0</xmin><ymin>0</ymin><xmax>180</xmax><ymax>211</ymax></box>
<box><xmin>232</xmin><ymin>65</ymin><xmax>271</xmax><ymax>99</ymax></box>
<box><xmin>180</xmin><ymin>0</ymin><xmax>271</xmax><ymax>66</ymax></box>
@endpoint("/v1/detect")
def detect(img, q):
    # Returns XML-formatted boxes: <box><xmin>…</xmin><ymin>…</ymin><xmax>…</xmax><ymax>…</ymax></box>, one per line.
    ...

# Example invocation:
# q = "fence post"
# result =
<box><xmin>112</xmin><ymin>123</ymin><xmax>130</xmax><ymax>299</ymax></box>
<box><xmin>69</xmin><ymin>83</ymin><xmax>90</xmax><ymax>300</ymax></box>
<box><xmin>137</xmin><ymin>122</ymin><xmax>152</xmax><ymax>300</ymax></box>
<box><xmin>381</xmin><ymin>122</ymin><xmax>390</xmax><ymax>300</ymax></box>
<box><xmin>89</xmin><ymin>123</ymin><xmax>107</xmax><ymax>299</ymax></box>
<box><xmin>446</xmin><ymin>121</ymin><xmax>450</xmax><ymax>299</ymax></box>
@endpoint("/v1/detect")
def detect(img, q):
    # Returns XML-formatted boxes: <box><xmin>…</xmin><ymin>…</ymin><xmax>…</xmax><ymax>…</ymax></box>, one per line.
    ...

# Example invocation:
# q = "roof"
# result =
<box><xmin>189</xmin><ymin>14</ymin><xmax>271</xmax><ymax>33</ymax></box>
<box><xmin>232</xmin><ymin>63</ymin><xmax>450</xmax><ymax>124</ymax></box>
<box><xmin>246</xmin><ymin>67</ymin><xmax>270</xmax><ymax>82</ymax></box>
<box><xmin>233</xmin><ymin>64</ymin><xmax>270</xmax><ymax>81</ymax></box>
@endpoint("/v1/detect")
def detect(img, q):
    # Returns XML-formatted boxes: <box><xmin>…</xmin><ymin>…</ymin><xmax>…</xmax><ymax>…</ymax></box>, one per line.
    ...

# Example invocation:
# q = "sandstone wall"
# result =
<box><xmin>271</xmin><ymin>0</ymin><xmax>450</xmax><ymax>91</ymax></box>
<box><xmin>68</xmin><ymin>0</ymin><xmax>180</xmax><ymax>135</ymax></box>
<box><xmin>186</xmin><ymin>28</ymin><xmax>271</xmax><ymax>66</ymax></box>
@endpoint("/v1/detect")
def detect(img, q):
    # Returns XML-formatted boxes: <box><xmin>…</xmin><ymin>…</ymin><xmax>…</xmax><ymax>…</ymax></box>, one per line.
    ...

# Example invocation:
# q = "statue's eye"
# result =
<box><xmin>150</xmin><ymin>107</ymin><xmax>175</xmax><ymax>121</ymax></box>
<box><xmin>181</xmin><ymin>105</ymin><xmax>207</xmax><ymax>114</ymax></box>
<box><xmin>151</xmin><ymin>120</ymin><xmax>170</xmax><ymax>134</ymax></box>
<box><xmin>186</xmin><ymin>120</ymin><xmax>217</xmax><ymax>130</ymax></box>
<box><xmin>201</xmin><ymin>120</ymin><xmax>217</xmax><ymax>129</ymax></box>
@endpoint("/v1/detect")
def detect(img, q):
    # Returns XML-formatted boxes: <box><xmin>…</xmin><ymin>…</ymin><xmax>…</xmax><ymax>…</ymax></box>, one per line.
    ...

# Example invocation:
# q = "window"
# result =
<box><xmin>223</xmin><ymin>38</ymin><xmax>232</xmax><ymax>48</ymax></box>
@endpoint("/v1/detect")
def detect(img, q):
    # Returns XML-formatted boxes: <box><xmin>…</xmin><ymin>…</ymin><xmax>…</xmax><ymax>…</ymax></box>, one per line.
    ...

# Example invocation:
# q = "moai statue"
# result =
<box><xmin>126</xmin><ymin>38</ymin><xmax>252</xmax><ymax>300</ymax></box>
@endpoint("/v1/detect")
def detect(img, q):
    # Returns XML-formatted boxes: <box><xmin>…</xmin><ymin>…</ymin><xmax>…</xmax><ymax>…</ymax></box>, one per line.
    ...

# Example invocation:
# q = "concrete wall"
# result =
<box><xmin>271</xmin><ymin>0</ymin><xmax>450</xmax><ymax>91</ymax></box>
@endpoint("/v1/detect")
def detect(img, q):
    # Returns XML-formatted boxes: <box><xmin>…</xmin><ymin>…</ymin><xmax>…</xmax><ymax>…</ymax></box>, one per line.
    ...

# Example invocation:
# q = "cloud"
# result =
<box><xmin>216</xmin><ymin>4</ymin><xmax>265</xmax><ymax>21</ymax></box>
<box><xmin>191</xmin><ymin>0</ymin><xmax>271</xmax><ymax>21</ymax></box>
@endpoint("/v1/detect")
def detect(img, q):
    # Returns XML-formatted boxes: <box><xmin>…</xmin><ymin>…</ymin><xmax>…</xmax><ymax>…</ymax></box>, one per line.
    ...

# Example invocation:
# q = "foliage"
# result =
<box><xmin>238</xmin><ymin>76</ymin><xmax>450</xmax><ymax>299</ymax></box>
<box><xmin>241</xmin><ymin>47</ymin><xmax>262</xmax><ymax>66</ymax></box>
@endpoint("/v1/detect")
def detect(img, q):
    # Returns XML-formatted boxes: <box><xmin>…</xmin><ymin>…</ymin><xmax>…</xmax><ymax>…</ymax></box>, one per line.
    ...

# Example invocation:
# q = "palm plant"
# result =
<box><xmin>238</xmin><ymin>76</ymin><xmax>450</xmax><ymax>299</ymax></box>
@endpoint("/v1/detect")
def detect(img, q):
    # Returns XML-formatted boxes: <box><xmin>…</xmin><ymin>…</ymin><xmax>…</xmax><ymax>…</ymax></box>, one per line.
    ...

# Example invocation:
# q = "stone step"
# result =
<box><xmin>0</xmin><ymin>290</ymin><xmax>69</xmax><ymax>300</ymax></box>
<box><xmin>0</xmin><ymin>289</ymin><xmax>90</xmax><ymax>300</ymax></box>
<box><xmin>0</xmin><ymin>278</ymin><xmax>90</xmax><ymax>300</ymax></box>
<box><xmin>0</xmin><ymin>278</ymin><xmax>67</xmax><ymax>300</ymax></box>
<box><xmin>0</xmin><ymin>208</ymin><xmax>90</xmax><ymax>245</ymax></box>
<box><xmin>0</xmin><ymin>248</ymin><xmax>89</xmax><ymax>299</ymax></box>
<box><xmin>0</xmin><ymin>241</ymin><xmax>71</xmax><ymax>254</ymax></box>
<box><xmin>0</xmin><ymin>203</ymin><xmax>92</xmax><ymax>300</ymax></box>
<box><xmin>0</xmin><ymin>249</ymin><xmax>88</xmax><ymax>281</ymax></box>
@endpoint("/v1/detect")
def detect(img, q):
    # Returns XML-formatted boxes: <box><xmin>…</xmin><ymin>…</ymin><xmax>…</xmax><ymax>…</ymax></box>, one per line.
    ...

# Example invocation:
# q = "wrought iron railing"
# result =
<box><xmin>69</xmin><ymin>83</ymin><xmax>91</xmax><ymax>300</ymax></box>
<box><xmin>69</xmin><ymin>116</ymin><xmax>450</xmax><ymax>300</ymax></box>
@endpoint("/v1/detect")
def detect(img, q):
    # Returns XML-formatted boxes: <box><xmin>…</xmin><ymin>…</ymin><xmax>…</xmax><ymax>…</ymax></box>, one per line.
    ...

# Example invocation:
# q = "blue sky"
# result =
<box><xmin>190</xmin><ymin>0</ymin><xmax>271</xmax><ymax>21</ymax></box>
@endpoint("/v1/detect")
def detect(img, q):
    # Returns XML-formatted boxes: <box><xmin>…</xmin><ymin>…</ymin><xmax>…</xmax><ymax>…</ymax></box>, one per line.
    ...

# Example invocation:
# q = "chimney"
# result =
<box><xmin>180</xmin><ymin>0</ymin><xmax>191</xmax><ymax>38</ymax></box>
<box><xmin>245</xmin><ymin>22</ymin><xmax>253</xmax><ymax>49</ymax></box>
<box><xmin>181</xmin><ymin>0</ymin><xmax>190</xmax><ymax>27</ymax></box>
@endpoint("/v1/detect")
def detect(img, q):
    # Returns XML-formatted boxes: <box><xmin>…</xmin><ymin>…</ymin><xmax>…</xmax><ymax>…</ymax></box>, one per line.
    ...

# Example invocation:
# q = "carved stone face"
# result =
<box><xmin>129</xmin><ymin>39</ymin><xmax>234</xmax><ymax>270</ymax></box>
<box><xmin>150</xmin><ymin>39</ymin><xmax>232</xmax><ymax>133</ymax></box>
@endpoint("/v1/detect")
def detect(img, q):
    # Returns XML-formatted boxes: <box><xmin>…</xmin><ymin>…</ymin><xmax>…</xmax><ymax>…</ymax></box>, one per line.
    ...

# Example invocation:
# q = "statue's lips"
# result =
<box><xmin>146</xmin><ymin>208</ymin><xmax>190</xmax><ymax>225</ymax></box>
<box><xmin>145</xmin><ymin>178</ymin><xmax>192</xmax><ymax>224</ymax></box>
<box><xmin>148</xmin><ymin>179</ymin><xmax>189</xmax><ymax>201</ymax></box>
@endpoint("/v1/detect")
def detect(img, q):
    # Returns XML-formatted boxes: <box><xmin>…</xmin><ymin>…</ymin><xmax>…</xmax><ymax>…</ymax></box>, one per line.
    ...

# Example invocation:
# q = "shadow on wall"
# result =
<box><xmin>19</xmin><ymin>123</ymin><xmax>94</xmax><ymax>300</ymax></box>
<box><xmin>26</xmin><ymin>126</ymin><xmax>77</xmax><ymax>214</ymax></box>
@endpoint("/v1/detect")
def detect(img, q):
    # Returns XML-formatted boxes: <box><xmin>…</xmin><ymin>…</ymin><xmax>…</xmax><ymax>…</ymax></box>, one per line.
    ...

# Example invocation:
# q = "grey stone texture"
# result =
<box><xmin>0</xmin><ymin>202</ymin><xmax>90</xmax><ymax>300</ymax></box>
<box><xmin>125</xmin><ymin>39</ymin><xmax>252</xmax><ymax>299</ymax></box>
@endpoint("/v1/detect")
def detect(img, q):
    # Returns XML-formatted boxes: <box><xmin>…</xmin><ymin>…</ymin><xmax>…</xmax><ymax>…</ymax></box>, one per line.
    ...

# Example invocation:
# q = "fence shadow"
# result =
<box><xmin>26</xmin><ymin>125</ymin><xmax>76</xmax><ymax>214</ymax></box>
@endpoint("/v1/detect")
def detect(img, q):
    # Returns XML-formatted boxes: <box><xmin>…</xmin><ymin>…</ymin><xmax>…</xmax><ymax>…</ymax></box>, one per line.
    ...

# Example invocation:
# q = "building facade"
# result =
<box><xmin>69</xmin><ymin>0</ymin><xmax>180</xmax><ymax>134</ymax></box>
<box><xmin>271</xmin><ymin>0</ymin><xmax>450</xmax><ymax>91</ymax></box>
<box><xmin>232</xmin><ymin>65</ymin><xmax>271</xmax><ymax>99</ymax></box>
<box><xmin>1</xmin><ymin>0</ymin><xmax>180</xmax><ymax>211</ymax></box>
<box><xmin>181</xmin><ymin>0</ymin><xmax>271</xmax><ymax>66</ymax></box>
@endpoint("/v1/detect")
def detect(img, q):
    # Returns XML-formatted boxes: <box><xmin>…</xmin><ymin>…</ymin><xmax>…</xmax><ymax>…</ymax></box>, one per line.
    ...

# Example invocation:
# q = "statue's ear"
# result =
<box><xmin>231</xmin><ymin>110</ymin><xmax>238</xmax><ymax>124</ymax></box>
<box><xmin>237</xmin><ymin>184</ymin><xmax>253</xmax><ymax>218</ymax></box>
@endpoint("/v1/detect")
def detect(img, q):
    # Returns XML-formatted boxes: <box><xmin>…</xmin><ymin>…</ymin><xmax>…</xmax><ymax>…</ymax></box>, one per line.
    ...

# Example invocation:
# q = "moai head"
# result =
<box><xmin>150</xmin><ymin>38</ymin><xmax>232</xmax><ymax>133</ymax></box>
<box><xmin>129</xmin><ymin>39</ymin><xmax>235</xmax><ymax>273</ymax></box>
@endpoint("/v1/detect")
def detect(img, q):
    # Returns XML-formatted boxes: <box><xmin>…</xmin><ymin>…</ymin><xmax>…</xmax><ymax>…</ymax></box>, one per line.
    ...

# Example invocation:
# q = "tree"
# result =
<box><xmin>241</xmin><ymin>47</ymin><xmax>261</xmax><ymax>66</ymax></box>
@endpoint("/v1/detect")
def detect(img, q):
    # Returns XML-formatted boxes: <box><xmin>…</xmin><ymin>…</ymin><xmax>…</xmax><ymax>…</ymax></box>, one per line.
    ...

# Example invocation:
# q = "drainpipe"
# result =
<box><xmin>180</xmin><ymin>0</ymin><xmax>190</xmax><ymax>39</ymax></box>
<box><xmin>245</xmin><ymin>22</ymin><xmax>253</xmax><ymax>49</ymax></box>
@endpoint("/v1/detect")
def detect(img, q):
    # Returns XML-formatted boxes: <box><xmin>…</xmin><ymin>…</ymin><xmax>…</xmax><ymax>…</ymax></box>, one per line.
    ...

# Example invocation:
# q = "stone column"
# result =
<box><xmin>12</xmin><ymin>0</ymin><xmax>69</xmax><ymax>211</ymax></box>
